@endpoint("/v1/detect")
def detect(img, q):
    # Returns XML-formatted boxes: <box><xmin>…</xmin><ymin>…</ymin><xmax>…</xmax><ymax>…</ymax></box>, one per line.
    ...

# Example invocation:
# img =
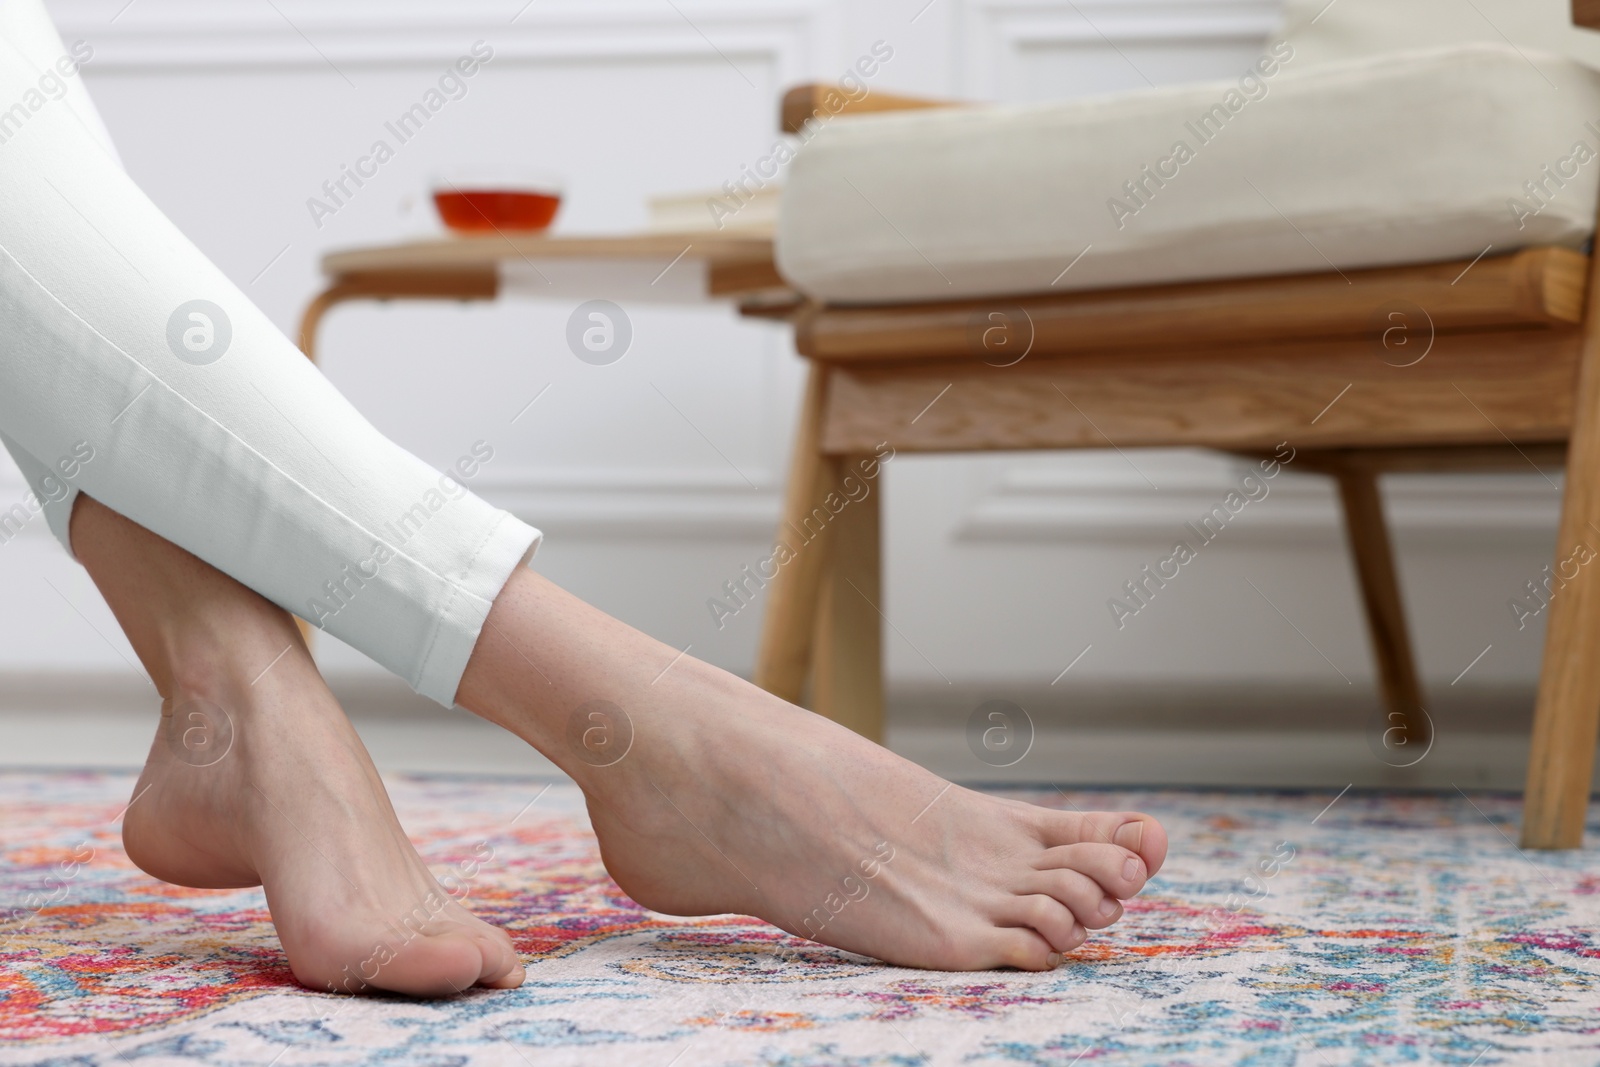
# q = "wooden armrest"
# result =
<box><xmin>780</xmin><ymin>83</ymin><xmax>954</xmax><ymax>134</ymax></box>
<box><xmin>1575</xmin><ymin>0</ymin><xmax>1600</xmax><ymax>29</ymax></box>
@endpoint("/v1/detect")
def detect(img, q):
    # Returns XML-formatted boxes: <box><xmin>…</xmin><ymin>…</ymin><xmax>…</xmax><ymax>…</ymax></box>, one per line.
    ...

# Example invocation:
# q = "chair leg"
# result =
<box><xmin>755</xmin><ymin>364</ymin><xmax>834</xmax><ymax>703</ymax></box>
<box><xmin>811</xmin><ymin>454</ymin><xmax>885</xmax><ymax>741</ymax></box>
<box><xmin>1334</xmin><ymin>466</ymin><xmax>1430</xmax><ymax>751</ymax></box>
<box><xmin>1523</xmin><ymin>349</ymin><xmax>1600</xmax><ymax>848</ymax></box>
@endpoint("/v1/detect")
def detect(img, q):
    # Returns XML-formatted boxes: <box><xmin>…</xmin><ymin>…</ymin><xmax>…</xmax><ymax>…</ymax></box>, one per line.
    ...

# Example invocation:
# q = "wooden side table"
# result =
<box><xmin>298</xmin><ymin>231</ymin><xmax>791</xmax><ymax>361</ymax></box>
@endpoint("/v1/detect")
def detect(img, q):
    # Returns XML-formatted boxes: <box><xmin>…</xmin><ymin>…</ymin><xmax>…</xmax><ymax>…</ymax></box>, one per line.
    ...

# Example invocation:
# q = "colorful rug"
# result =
<box><xmin>0</xmin><ymin>771</ymin><xmax>1597</xmax><ymax>1066</ymax></box>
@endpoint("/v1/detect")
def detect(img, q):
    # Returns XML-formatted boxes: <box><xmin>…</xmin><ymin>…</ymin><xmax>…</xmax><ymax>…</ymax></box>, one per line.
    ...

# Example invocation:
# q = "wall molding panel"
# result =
<box><xmin>959</xmin><ymin>0</ymin><xmax>1281</xmax><ymax>97</ymax></box>
<box><xmin>956</xmin><ymin>464</ymin><xmax>1563</xmax><ymax>545</ymax></box>
<box><xmin>50</xmin><ymin>0</ymin><xmax>836</xmax><ymax>79</ymax></box>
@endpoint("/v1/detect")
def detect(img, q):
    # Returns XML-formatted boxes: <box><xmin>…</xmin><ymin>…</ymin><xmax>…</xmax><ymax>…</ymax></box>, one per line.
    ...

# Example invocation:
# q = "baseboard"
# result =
<box><xmin>0</xmin><ymin>672</ymin><xmax>1563</xmax><ymax>790</ymax></box>
<box><xmin>884</xmin><ymin>680</ymin><xmax>1552</xmax><ymax>790</ymax></box>
<box><xmin>0</xmin><ymin>672</ymin><xmax>557</xmax><ymax>777</ymax></box>
<box><xmin>884</xmin><ymin>680</ymin><xmax>1536</xmax><ymax>733</ymax></box>
<box><xmin>0</xmin><ymin>671</ymin><xmax>447</xmax><ymax>717</ymax></box>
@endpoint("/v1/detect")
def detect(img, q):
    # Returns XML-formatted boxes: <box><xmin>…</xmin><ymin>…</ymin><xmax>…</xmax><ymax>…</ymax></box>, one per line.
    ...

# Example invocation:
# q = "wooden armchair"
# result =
<box><xmin>751</xmin><ymin>75</ymin><xmax>1600</xmax><ymax>848</ymax></box>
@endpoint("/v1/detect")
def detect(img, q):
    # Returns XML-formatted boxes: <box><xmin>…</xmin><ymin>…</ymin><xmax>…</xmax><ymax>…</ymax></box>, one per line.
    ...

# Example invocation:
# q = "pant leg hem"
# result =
<box><xmin>413</xmin><ymin>511</ymin><xmax>542</xmax><ymax>707</ymax></box>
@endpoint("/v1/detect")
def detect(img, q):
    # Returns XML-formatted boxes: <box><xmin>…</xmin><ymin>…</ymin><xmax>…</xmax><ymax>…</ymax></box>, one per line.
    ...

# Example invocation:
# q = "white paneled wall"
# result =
<box><xmin>960</xmin><ymin>0</ymin><xmax>1279</xmax><ymax>97</ymax></box>
<box><xmin>0</xmin><ymin>0</ymin><xmax>1559</xmax><ymax>708</ymax></box>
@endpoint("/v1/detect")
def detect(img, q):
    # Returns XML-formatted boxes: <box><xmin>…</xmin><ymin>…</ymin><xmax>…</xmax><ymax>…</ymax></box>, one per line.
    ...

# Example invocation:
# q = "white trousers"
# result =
<box><xmin>0</xmin><ymin>1</ymin><xmax>542</xmax><ymax>706</ymax></box>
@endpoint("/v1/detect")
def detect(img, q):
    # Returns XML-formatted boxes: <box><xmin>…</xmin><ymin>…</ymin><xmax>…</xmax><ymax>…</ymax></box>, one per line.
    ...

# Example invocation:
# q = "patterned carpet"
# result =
<box><xmin>1</xmin><ymin>770</ymin><xmax>1597</xmax><ymax>1067</ymax></box>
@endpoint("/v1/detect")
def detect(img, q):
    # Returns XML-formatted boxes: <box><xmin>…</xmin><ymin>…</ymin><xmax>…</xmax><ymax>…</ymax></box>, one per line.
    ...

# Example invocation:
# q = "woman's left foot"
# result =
<box><xmin>69</xmin><ymin>493</ymin><xmax>523</xmax><ymax>996</ymax></box>
<box><xmin>121</xmin><ymin>633</ymin><xmax>525</xmax><ymax>997</ymax></box>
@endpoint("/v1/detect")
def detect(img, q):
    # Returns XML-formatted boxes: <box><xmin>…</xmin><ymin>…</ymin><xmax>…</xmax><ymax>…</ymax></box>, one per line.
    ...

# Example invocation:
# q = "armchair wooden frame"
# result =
<box><xmin>756</xmin><ymin>82</ymin><xmax>1600</xmax><ymax>850</ymax></box>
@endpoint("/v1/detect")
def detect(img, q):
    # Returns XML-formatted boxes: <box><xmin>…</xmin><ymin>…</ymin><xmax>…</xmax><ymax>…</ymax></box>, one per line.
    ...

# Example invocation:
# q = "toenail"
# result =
<box><xmin>1099</xmin><ymin>898</ymin><xmax>1119</xmax><ymax>918</ymax></box>
<box><xmin>1046</xmin><ymin>952</ymin><xmax>1063</xmax><ymax>969</ymax></box>
<box><xmin>1113</xmin><ymin>821</ymin><xmax>1144</xmax><ymax>852</ymax></box>
<box><xmin>1123</xmin><ymin>857</ymin><xmax>1140</xmax><ymax>882</ymax></box>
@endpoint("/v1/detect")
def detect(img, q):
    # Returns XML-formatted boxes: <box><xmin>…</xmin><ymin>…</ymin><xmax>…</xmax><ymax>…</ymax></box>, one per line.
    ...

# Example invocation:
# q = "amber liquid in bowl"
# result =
<box><xmin>433</xmin><ymin>189</ymin><xmax>561</xmax><ymax>233</ymax></box>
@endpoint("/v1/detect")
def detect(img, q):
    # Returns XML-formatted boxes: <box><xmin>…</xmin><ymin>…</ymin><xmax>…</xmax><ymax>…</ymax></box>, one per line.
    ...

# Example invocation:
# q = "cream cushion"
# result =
<box><xmin>776</xmin><ymin>34</ymin><xmax>1600</xmax><ymax>302</ymax></box>
<box><xmin>1280</xmin><ymin>0</ymin><xmax>1600</xmax><ymax>71</ymax></box>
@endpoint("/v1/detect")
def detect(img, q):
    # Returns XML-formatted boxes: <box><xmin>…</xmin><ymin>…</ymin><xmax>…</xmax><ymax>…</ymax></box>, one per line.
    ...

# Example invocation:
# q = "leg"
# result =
<box><xmin>1523</xmin><ymin>193</ymin><xmax>1600</xmax><ymax>850</ymax></box>
<box><xmin>1524</xmin><ymin>364</ymin><xmax>1600</xmax><ymax>848</ymax></box>
<box><xmin>1333</xmin><ymin>465</ymin><xmax>1430</xmax><ymax>751</ymax></box>
<box><xmin>70</xmin><ymin>494</ymin><xmax>523</xmax><ymax>994</ymax></box>
<box><xmin>755</xmin><ymin>364</ymin><xmax>832</xmax><ymax>703</ymax></box>
<box><xmin>456</xmin><ymin>566</ymin><xmax>1168</xmax><ymax>972</ymax></box>
<box><xmin>811</xmin><ymin>453</ymin><xmax>885</xmax><ymax>740</ymax></box>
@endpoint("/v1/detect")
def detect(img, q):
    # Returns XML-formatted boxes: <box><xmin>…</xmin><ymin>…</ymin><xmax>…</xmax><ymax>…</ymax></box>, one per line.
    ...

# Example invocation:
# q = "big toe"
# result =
<box><xmin>472</xmin><ymin>927</ymin><xmax>526</xmax><ymax>989</ymax></box>
<box><xmin>1111</xmin><ymin>814</ymin><xmax>1167</xmax><ymax>877</ymax></box>
<box><xmin>369</xmin><ymin>932</ymin><xmax>503</xmax><ymax>997</ymax></box>
<box><xmin>1041</xmin><ymin>808</ymin><xmax>1169</xmax><ymax>878</ymax></box>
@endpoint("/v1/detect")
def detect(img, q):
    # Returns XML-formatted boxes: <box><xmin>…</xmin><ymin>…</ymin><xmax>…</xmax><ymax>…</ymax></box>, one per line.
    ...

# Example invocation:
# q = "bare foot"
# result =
<box><xmin>122</xmin><ymin>642</ymin><xmax>524</xmax><ymax>996</ymax></box>
<box><xmin>587</xmin><ymin>664</ymin><xmax>1165</xmax><ymax>970</ymax></box>
<box><xmin>461</xmin><ymin>568</ymin><xmax>1168</xmax><ymax>972</ymax></box>
<box><xmin>70</xmin><ymin>494</ymin><xmax>522</xmax><ymax>997</ymax></box>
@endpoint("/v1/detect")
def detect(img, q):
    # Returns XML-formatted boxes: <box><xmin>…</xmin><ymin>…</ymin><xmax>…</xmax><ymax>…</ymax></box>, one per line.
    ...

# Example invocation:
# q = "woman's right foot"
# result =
<box><xmin>582</xmin><ymin>670</ymin><xmax>1166</xmax><ymax>971</ymax></box>
<box><xmin>122</xmin><ymin>639</ymin><xmax>524</xmax><ymax>997</ymax></box>
<box><xmin>460</xmin><ymin>568</ymin><xmax>1169</xmax><ymax>972</ymax></box>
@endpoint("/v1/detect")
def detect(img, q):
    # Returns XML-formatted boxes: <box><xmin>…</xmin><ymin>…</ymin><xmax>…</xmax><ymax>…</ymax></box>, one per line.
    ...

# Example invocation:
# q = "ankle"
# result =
<box><xmin>150</xmin><ymin>607</ymin><xmax>305</xmax><ymax>700</ymax></box>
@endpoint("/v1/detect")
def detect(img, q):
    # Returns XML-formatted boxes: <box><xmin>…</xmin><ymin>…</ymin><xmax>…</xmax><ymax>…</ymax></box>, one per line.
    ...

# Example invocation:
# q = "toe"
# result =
<box><xmin>1037</xmin><ymin>808</ymin><xmax>1168</xmax><ymax>878</ymax></box>
<box><xmin>1114</xmin><ymin>814</ymin><xmax>1168</xmax><ymax>877</ymax></box>
<box><xmin>1002</xmin><ymin>893</ymin><xmax>1086</xmax><ymax>953</ymax></box>
<box><xmin>473</xmin><ymin>929</ymin><xmax>526</xmax><ymax>989</ymax></box>
<box><xmin>355</xmin><ymin>932</ymin><xmax>486</xmax><ymax>998</ymax></box>
<box><xmin>987</xmin><ymin>925</ymin><xmax>1071</xmax><ymax>971</ymax></box>
<box><xmin>1035</xmin><ymin>842</ymin><xmax>1148</xmax><ymax>899</ymax></box>
<box><xmin>1024</xmin><ymin>868</ymin><xmax>1125</xmax><ymax>930</ymax></box>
